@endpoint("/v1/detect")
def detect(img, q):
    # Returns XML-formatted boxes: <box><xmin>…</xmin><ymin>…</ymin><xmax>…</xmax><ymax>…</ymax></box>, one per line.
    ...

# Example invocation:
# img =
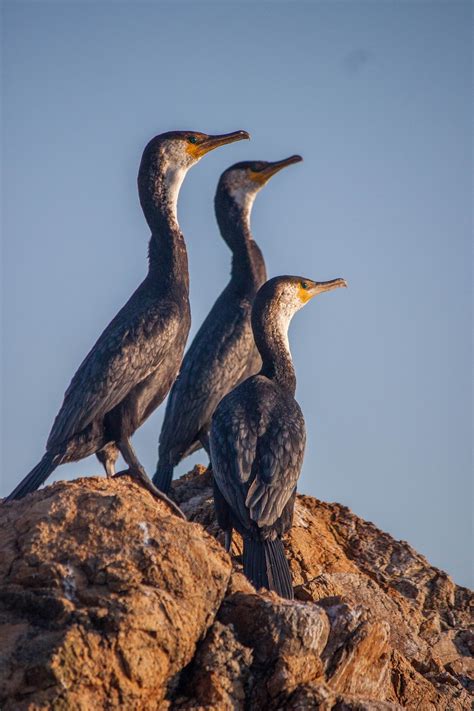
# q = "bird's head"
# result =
<box><xmin>140</xmin><ymin>130</ymin><xmax>251</xmax><ymax>174</ymax></box>
<box><xmin>138</xmin><ymin>130</ymin><xmax>250</xmax><ymax>227</ymax></box>
<box><xmin>252</xmin><ymin>275</ymin><xmax>347</xmax><ymax>390</ymax></box>
<box><xmin>254</xmin><ymin>275</ymin><xmax>348</xmax><ymax>330</ymax></box>
<box><xmin>217</xmin><ymin>155</ymin><xmax>303</xmax><ymax>213</ymax></box>
<box><xmin>215</xmin><ymin>155</ymin><xmax>302</xmax><ymax>252</ymax></box>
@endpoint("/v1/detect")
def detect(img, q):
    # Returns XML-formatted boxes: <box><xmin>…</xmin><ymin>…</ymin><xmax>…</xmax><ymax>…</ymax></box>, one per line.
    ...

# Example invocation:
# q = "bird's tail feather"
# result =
<box><xmin>5</xmin><ymin>451</ymin><xmax>60</xmax><ymax>502</ymax></box>
<box><xmin>152</xmin><ymin>463</ymin><xmax>174</xmax><ymax>494</ymax></box>
<box><xmin>243</xmin><ymin>537</ymin><xmax>293</xmax><ymax>599</ymax></box>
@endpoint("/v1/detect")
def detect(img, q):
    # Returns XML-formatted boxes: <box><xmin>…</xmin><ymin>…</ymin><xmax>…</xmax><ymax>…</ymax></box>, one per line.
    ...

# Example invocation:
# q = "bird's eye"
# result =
<box><xmin>301</xmin><ymin>281</ymin><xmax>309</xmax><ymax>290</ymax></box>
<box><xmin>188</xmin><ymin>136</ymin><xmax>198</xmax><ymax>144</ymax></box>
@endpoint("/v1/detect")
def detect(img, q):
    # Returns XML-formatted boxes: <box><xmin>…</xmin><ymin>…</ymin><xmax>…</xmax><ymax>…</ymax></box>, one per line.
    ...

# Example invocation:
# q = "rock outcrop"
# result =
<box><xmin>0</xmin><ymin>466</ymin><xmax>472</xmax><ymax>710</ymax></box>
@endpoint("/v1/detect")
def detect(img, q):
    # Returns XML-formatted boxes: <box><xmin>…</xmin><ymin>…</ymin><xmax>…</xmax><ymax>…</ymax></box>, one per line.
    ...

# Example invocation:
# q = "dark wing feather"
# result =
<box><xmin>210</xmin><ymin>391</ymin><xmax>259</xmax><ymax>529</ymax></box>
<box><xmin>47</xmin><ymin>289</ymin><xmax>180</xmax><ymax>449</ymax></box>
<box><xmin>245</xmin><ymin>406</ymin><xmax>306</xmax><ymax>527</ymax></box>
<box><xmin>211</xmin><ymin>378</ymin><xmax>306</xmax><ymax>532</ymax></box>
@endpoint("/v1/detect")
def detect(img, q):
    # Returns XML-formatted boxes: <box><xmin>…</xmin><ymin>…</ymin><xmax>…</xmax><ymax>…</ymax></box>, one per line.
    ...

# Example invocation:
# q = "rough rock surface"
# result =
<box><xmin>1</xmin><ymin>466</ymin><xmax>472</xmax><ymax>710</ymax></box>
<box><xmin>0</xmin><ymin>476</ymin><xmax>231</xmax><ymax>710</ymax></box>
<box><xmin>174</xmin><ymin>466</ymin><xmax>473</xmax><ymax>710</ymax></box>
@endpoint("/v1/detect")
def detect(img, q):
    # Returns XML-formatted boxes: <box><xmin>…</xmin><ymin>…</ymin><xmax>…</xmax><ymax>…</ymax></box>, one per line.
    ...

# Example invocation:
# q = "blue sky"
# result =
<box><xmin>2</xmin><ymin>1</ymin><xmax>472</xmax><ymax>586</ymax></box>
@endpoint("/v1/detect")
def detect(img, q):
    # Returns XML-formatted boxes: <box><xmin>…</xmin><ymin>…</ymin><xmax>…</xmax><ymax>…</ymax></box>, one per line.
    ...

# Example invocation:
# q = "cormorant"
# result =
<box><xmin>6</xmin><ymin>129</ymin><xmax>249</xmax><ymax>513</ymax></box>
<box><xmin>154</xmin><ymin>155</ymin><xmax>302</xmax><ymax>494</ymax></box>
<box><xmin>210</xmin><ymin>275</ymin><xmax>347</xmax><ymax>597</ymax></box>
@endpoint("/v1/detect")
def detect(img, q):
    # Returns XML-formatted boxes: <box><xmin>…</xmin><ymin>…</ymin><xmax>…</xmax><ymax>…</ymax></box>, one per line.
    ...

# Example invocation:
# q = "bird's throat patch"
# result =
<box><xmin>298</xmin><ymin>284</ymin><xmax>313</xmax><ymax>303</ymax></box>
<box><xmin>248</xmin><ymin>169</ymin><xmax>268</xmax><ymax>185</ymax></box>
<box><xmin>186</xmin><ymin>143</ymin><xmax>204</xmax><ymax>159</ymax></box>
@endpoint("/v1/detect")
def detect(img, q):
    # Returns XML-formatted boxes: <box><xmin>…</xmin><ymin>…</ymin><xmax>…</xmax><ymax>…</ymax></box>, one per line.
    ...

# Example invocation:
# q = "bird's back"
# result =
<box><xmin>47</xmin><ymin>279</ymin><xmax>188</xmax><ymax>451</ymax></box>
<box><xmin>210</xmin><ymin>374</ymin><xmax>306</xmax><ymax>535</ymax></box>
<box><xmin>158</xmin><ymin>282</ymin><xmax>259</xmax><ymax>464</ymax></box>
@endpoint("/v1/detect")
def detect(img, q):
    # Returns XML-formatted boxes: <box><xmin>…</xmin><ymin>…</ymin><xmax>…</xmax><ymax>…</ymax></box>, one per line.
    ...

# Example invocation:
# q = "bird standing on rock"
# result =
<box><xmin>6</xmin><ymin>129</ymin><xmax>250</xmax><ymax>515</ymax></box>
<box><xmin>154</xmin><ymin>155</ymin><xmax>303</xmax><ymax>494</ymax></box>
<box><xmin>210</xmin><ymin>275</ymin><xmax>347</xmax><ymax>597</ymax></box>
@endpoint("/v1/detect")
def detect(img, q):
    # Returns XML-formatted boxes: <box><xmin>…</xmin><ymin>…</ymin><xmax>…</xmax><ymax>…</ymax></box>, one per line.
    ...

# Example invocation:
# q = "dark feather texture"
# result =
<box><xmin>211</xmin><ymin>375</ymin><xmax>306</xmax><ymax>534</ymax></box>
<box><xmin>243</xmin><ymin>537</ymin><xmax>294</xmax><ymax>599</ymax></box>
<box><xmin>48</xmin><ymin>289</ymin><xmax>186</xmax><ymax>450</ymax></box>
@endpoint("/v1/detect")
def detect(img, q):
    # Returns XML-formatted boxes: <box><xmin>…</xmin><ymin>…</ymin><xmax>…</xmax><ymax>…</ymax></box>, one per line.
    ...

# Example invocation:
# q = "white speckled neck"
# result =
<box><xmin>224</xmin><ymin>168</ymin><xmax>261</xmax><ymax>217</ymax></box>
<box><xmin>255</xmin><ymin>287</ymin><xmax>307</xmax><ymax>393</ymax></box>
<box><xmin>155</xmin><ymin>139</ymin><xmax>197</xmax><ymax>225</ymax></box>
<box><xmin>273</xmin><ymin>291</ymin><xmax>303</xmax><ymax>358</ymax></box>
<box><xmin>163</xmin><ymin>163</ymin><xmax>187</xmax><ymax>219</ymax></box>
<box><xmin>228</xmin><ymin>185</ymin><xmax>258</xmax><ymax>214</ymax></box>
<box><xmin>274</xmin><ymin>309</ymin><xmax>292</xmax><ymax>355</ymax></box>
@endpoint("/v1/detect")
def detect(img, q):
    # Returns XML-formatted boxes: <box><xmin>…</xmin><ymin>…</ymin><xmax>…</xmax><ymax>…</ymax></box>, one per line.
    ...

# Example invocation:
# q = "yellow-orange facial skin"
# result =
<box><xmin>186</xmin><ymin>142</ymin><xmax>209</xmax><ymax>159</ymax></box>
<box><xmin>248</xmin><ymin>169</ymin><xmax>270</xmax><ymax>185</ymax></box>
<box><xmin>298</xmin><ymin>283</ymin><xmax>314</xmax><ymax>303</ymax></box>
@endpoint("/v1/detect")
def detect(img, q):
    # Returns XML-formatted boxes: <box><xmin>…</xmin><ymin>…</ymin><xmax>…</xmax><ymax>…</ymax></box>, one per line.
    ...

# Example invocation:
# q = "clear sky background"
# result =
<box><xmin>1</xmin><ymin>1</ymin><xmax>472</xmax><ymax>587</ymax></box>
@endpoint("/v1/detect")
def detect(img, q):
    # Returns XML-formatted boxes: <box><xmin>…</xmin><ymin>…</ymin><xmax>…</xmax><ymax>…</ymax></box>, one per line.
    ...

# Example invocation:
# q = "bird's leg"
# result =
<box><xmin>116</xmin><ymin>438</ymin><xmax>186</xmax><ymax>520</ymax></box>
<box><xmin>224</xmin><ymin>530</ymin><xmax>233</xmax><ymax>553</ymax></box>
<box><xmin>104</xmin><ymin>459</ymin><xmax>115</xmax><ymax>478</ymax></box>
<box><xmin>199</xmin><ymin>431</ymin><xmax>211</xmax><ymax>457</ymax></box>
<box><xmin>96</xmin><ymin>443</ymin><xmax>119</xmax><ymax>478</ymax></box>
<box><xmin>96</xmin><ymin>449</ymin><xmax>109</xmax><ymax>477</ymax></box>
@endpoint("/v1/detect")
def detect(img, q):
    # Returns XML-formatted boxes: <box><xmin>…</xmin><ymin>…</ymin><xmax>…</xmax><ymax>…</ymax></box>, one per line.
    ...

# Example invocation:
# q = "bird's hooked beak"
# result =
<box><xmin>251</xmin><ymin>154</ymin><xmax>303</xmax><ymax>184</ymax></box>
<box><xmin>188</xmin><ymin>130</ymin><xmax>250</xmax><ymax>158</ymax></box>
<box><xmin>299</xmin><ymin>278</ymin><xmax>347</xmax><ymax>303</ymax></box>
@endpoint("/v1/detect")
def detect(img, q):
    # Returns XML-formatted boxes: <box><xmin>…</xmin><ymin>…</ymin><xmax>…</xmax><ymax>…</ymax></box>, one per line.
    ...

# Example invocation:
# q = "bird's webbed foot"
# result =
<box><xmin>113</xmin><ymin>469</ymin><xmax>131</xmax><ymax>478</ymax></box>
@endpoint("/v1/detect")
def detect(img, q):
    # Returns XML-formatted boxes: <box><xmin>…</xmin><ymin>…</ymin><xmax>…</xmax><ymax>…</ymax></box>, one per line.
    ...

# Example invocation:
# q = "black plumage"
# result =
<box><xmin>6</xmin><ymin>129</ymin><xmax>249</xmax><ymax>511</ymax></box>
<box><xmin>154</xmin><ymin>156</ymin><xmax>302</xmax><ymax>494</ymax></box>
<box><xmin>210</xmin><ymin>275</ymin><xmax>347</xmax><ymax>598</ymax></box>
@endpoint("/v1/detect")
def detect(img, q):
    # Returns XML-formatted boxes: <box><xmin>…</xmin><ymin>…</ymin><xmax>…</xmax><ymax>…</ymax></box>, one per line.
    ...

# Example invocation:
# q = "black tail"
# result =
<box><xmin>5</xmin><ymin>451</ymin><xmax>59</xmax><ymax>502</ymax></box>
<box><xmin>243</xmin><ymin>537</ymin><xmax>294</xmax><ymax>600</ymax></box>
<box><xmin>152</xmin><ymin>463</ymin><xmax>174</xmax><ymax>494</ymax></box>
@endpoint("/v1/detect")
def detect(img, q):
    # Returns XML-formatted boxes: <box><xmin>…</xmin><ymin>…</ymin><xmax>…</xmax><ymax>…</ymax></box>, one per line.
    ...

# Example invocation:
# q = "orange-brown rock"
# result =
<box><xmin>174</xmin><ymin>466</ymin><xmax>472</xmax><ymax>709</ymax></box>
<box><xmin>0</xmin><ymin>466</ymin><xmax>472</xmax><ymax>710</ymax></box>
<box><xmin>0</xmin><ymin>476</ymin><xmax>231</xmax><ymax>710</ymax></box>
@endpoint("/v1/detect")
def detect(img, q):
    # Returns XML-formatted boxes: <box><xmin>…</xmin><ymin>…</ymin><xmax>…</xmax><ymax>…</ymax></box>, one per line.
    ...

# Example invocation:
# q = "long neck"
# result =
<box><xmin>138</xmin><ymin>163</ymin><xmax>189</xmax><ymax>295</ymax></box>
<box><xmin>252</xmin><ymin>300</ymin><xmax>296</xmax><ymax>394</ymax></box>
<box><xmin>215</xmin><ymin>191</ymin><xmax>267</xmax><ymax>294</ymax></box>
